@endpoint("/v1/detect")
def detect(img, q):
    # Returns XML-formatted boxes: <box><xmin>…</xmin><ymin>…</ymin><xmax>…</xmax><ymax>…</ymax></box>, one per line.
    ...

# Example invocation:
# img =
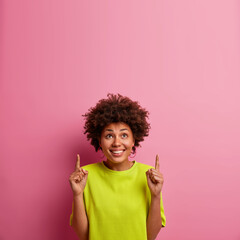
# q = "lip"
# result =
<box><xmin>110</xmin><ymin>149</ymin><xmax>125</xmax><ymax>152</ymax></box>
<box><xmin>110</xmin><ymin>149</ymin><xmax>125</xmax><ymax>157</ymax></box>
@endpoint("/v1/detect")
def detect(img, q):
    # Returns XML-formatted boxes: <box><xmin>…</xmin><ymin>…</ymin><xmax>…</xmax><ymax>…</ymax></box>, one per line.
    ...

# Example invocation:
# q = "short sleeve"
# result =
<box><xmin>69</xmin><ymin>202</ymin><xmax>74</xmax><ymax>226</ymax></box>
<box><xmin>160</xmin><ymin>191</ymin><xmax>166</xmax><ymax>227</ymax></box>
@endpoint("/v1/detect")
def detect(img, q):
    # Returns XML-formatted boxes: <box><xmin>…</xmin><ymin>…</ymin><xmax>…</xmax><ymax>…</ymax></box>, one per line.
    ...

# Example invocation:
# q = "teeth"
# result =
<box><xmin>112</xmin><ymin>150</ymin><xmax>123</xmax><ymax>154</ymax></box>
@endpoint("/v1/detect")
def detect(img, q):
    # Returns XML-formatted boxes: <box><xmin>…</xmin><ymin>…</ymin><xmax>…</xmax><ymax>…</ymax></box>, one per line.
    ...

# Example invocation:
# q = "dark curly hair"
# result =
<box><xmin>82</xmin><ymin>93</ymin><xmax>150</xmax><ymax>153</ymax></box>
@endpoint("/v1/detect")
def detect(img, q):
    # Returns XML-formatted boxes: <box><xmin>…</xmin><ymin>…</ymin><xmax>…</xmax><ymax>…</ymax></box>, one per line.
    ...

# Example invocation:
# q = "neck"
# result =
<box><xmin>104</xmin><ymin>159</ymin><xmax>134</xmax><ymax>171</ymax></box>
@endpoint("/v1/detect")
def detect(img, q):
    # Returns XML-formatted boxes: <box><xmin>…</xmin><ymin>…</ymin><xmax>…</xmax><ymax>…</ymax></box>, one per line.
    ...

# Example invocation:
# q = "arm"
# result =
<box><xmin>146</xmin><ymin>194</ymin><xmax>162</xmax><ymax>240</ymax></box>
<box><xmin>71</xmin><ymin>193</ymin><xmax>89</xmax><ymax>240</ymax></box>
<box><xmin>69</xmin><ymin>154</ymin><xmax>89</xmax><ymax>240</ymax></box>
<box><xmin>146</xmin><ymin>155</ymin><xmax>164</xmax><ymax>240</ymax></box>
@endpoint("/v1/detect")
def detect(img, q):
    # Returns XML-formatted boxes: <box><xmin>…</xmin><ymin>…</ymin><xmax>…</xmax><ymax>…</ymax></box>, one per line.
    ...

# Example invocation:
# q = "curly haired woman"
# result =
<box><xmin>69</xmin><ymin>93</ymin><xmax>166</xmax><ymax>240</ymax></box>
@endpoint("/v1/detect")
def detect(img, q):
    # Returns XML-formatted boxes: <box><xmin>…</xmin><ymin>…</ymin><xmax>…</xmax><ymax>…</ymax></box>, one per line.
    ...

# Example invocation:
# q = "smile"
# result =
<box><xmin>110</xmin><ymin>150</ymin><xmax>125</xmax><ymax>157</ymax></box>
<box><xmin>111</xmin><ymin>150</ymin><xmax>124</xmax><ymax>153</ymax></box>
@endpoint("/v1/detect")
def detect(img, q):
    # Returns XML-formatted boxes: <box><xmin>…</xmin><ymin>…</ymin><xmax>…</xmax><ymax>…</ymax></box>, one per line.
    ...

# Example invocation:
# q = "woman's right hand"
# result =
<box><xmin>69</xmin><ymin>154</ymin><xmax>88</xmax><ymax>197</ymax></box>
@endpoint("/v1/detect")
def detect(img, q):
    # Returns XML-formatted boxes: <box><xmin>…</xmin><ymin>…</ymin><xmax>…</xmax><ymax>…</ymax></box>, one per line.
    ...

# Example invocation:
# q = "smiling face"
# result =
<box><xmin>99</xmin><ymin>122</ymin><xmax>135</xmax><ymax>170</ymax></box>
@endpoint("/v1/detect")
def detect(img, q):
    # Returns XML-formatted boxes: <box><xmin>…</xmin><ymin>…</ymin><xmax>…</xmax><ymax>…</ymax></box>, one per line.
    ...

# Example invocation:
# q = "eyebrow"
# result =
<box><xmin>105</xmin><ymin>128</ymin><xmax>129</xmax><ymax>132</ymax></box>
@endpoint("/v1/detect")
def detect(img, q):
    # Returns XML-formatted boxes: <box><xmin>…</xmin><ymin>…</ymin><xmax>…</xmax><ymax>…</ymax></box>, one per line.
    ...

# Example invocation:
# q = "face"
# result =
<box><xmin>99</xmin><ymin>122</ymin><xmax>135</xmax><ymax>165</ymax></box>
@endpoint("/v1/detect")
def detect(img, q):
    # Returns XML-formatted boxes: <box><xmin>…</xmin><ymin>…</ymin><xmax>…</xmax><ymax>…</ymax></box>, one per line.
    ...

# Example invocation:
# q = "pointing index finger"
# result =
<box><xmin>155</xmin><ymin>154</ymin><xmax>160</xmax><ymax>171</ymax></box>
<box><xmin>75</xmin><ymin>154</ymin><xmax>80</xmax><ymax>170</ymax></box>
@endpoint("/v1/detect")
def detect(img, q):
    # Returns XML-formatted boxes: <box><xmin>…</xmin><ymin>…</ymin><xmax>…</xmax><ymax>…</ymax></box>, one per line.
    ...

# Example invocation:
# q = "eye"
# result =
<box><xmin>106</xmin><ymin>134</ymin><xmax>113</xmax><ymax>139</ymax></box>
<box><xmin>122</xmin><ymin>133</ymin><xmax>128</xmax><ymax>138</ymax></box>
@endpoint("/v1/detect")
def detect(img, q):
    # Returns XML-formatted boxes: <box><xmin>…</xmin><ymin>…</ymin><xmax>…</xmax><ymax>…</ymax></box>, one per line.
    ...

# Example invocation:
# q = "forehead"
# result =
<box><xmin>103</xmin><ymin>122</ymin><xmax>132</xmax><ymax>132</ymax></box>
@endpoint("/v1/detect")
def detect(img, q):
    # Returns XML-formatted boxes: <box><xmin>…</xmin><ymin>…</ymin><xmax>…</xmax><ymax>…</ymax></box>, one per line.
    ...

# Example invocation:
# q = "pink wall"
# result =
<box><xmin>1</xmin><ymin>1</ymin><xmax>240</xmax><ymax>239</ymax></box>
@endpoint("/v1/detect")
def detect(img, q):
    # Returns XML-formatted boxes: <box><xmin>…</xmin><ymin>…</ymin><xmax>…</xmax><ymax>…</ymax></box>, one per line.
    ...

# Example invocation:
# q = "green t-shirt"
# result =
<box><xmin>70</xmin><ymin>160</ymin><xmax>166</xmax><ymax>240</ymax></box>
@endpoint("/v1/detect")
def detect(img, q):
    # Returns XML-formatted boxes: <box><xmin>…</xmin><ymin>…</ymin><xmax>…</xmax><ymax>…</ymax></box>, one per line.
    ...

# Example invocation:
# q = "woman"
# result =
<box><xmin>69</xmin><ymin>93</ymin><xmax>166</xmax><ymax>240</ymax></box>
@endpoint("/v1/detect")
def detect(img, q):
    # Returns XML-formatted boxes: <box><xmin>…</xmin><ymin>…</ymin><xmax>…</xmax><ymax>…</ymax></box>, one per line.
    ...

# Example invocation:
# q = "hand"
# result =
<box><xmin>146</xmin><ymin>154</ymin><xmax>164</xmax><ymax>197</ymax></box>
<box><xmin>69</xmin><ymin>154</ymin><xmax>88</xmax><ymax>197</ymax></box>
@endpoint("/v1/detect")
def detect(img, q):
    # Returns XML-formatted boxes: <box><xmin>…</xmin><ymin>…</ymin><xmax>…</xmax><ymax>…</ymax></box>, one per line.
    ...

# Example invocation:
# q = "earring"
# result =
<box><xmin>130</xmin><ymin>148</ymin><xmax>136</xmax><ymax>158</ymax></box>
<box><xmin>100</xmin><ymin>153</ymin><xmax>105</xmax><ymax>159</ymax></box>
<box><xmin>99</xmin><ymin>147</ymin><xmax>105</xmax><ymax>159</ymax></box>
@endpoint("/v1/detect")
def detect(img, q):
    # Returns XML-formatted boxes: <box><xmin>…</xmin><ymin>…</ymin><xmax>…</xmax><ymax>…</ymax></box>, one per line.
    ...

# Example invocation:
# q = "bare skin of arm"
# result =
<box><xmin>146</xmin><ymin>155</ymin><xmax>164</xmax><ymax>240</ymax></box>
<box><xmin>146</xmin><ymin>194</ymin><xmax>162</xmax><ymax>240</ymax></box>
<box><xmin>69</xmin><ymin>154</ymin><xmax>89</xmax><ymax>240</ymax></box>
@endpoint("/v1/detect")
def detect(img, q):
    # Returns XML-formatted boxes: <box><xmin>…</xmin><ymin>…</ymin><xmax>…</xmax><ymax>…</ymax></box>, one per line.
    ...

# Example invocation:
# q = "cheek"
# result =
<box><xmin>125</xmin><ymin>140</ymin><xmax>134</xmax><ymax>149</ymax></box>
<box><xmin>101</xmin><ymin>140</ymin><xmax>111</xmax><ymax>149</ymax></box>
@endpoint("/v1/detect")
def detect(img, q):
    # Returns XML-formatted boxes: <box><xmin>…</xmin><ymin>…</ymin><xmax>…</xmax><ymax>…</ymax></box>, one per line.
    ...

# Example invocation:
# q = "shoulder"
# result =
<box><xmin>136</xmin><ymin>161</ymin><xmax>154</xmax><ymax>171</ymax></box>
<box><xmin>81</xmin><ymin>162</ymin><xmax>102</xmax><ymax>172</ymax></box>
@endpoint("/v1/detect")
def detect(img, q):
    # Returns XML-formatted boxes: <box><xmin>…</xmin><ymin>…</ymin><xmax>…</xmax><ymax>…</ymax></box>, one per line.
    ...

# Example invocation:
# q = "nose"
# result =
<box><xmin>112</xmin><ymin>136</ymin><xmax>121</xmax><ymax>147</ymax></box>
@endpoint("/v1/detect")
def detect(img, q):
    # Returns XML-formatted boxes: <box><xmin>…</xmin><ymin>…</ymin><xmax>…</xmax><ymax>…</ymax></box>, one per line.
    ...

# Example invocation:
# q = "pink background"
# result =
<box><xmin>1</xmin><ymin>1</ymin><xmax>240</xmax><ymax>239</ymax></box>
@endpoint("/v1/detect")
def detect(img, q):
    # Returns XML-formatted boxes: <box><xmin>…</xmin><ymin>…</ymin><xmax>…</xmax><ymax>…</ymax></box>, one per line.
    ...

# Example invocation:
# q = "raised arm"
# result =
<box><xmin>69</xmin><ymin>154</ymin><xmax>89</xmax><ymax>240</ymax></box>
<box><xmin>146</xmin><ymin>155</ymin><xmax>164</xmax><ymax>240</ymax></box>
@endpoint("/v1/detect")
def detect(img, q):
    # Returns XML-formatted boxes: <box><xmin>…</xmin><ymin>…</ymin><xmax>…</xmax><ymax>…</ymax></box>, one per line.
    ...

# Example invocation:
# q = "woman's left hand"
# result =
<box><xmin>146</xmin><ymin>155</ymin><xmax>164</xmax><ymax>197</ymax></box>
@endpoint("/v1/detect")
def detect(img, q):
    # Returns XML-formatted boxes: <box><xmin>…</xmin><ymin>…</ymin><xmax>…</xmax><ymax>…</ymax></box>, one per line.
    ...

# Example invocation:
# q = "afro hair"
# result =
<box><xmin>82</xmin><ymin>93</ymin><xmax>150</xmax><ymax>153</ymax></box>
